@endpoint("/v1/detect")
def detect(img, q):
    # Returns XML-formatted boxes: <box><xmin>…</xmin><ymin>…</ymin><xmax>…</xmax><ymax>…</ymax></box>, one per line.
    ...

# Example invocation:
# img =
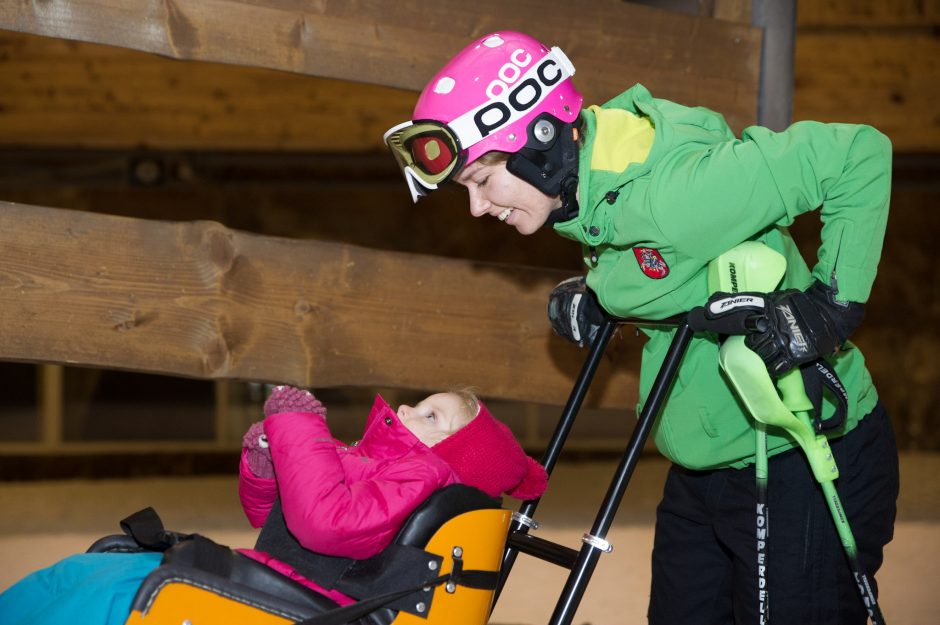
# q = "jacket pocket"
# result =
<box><xmin>698</xmin><ymin>406</ymin><xmax>720</xmax><ymax>438</ymax></box>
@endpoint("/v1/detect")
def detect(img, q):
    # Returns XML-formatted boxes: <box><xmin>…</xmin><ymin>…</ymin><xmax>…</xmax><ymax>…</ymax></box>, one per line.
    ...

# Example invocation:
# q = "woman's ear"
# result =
<box><xmin>572</xmin><ymin>127</ymin><xmax>580</xmax><ymax>142</ymax></box>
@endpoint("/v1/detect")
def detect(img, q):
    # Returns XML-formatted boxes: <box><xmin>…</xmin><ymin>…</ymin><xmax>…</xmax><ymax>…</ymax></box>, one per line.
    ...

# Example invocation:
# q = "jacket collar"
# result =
<box><xmin>553</xmin><ymin>83</ymin><xmax>662</xmax><ymax>246</ymax></box>
<box><xmin>358</xmin><ymin>394</ymin><xmax>427</xmax><ymax>457</ymax></box>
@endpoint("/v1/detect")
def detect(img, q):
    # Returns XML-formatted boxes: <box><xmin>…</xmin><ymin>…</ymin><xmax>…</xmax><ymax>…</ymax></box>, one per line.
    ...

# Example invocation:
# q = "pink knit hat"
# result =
<box><xmin>431</xmin><ymin>401</ymin><xmax>548</xmax><ymax>500</ymax></box>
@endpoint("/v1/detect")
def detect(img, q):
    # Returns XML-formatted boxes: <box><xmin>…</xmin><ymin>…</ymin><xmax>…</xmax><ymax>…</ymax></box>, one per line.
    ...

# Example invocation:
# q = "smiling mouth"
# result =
<box><xmin>497</xmin><ymin>208</ymin><xmax>514</xmax><ymax>222</ymax></box>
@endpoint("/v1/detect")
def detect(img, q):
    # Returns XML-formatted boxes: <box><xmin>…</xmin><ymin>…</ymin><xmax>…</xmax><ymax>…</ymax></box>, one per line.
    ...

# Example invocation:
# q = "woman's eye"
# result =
<box><xmin>426</xmin><ymin>412</ymin><xmax>436</xmax><ymax>421</ymax></box>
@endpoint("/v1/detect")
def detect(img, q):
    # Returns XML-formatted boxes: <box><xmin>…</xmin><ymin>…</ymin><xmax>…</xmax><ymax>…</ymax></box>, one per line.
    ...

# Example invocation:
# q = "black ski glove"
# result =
<box><xmin>688</xmin><ymin>281</ymin><xmax>865</xmax><ymax>375</ymax></box>
<box><xmin>547</xmin><ymin>276</ymin><xmax>606</xmax><ymax>348</ymax></box>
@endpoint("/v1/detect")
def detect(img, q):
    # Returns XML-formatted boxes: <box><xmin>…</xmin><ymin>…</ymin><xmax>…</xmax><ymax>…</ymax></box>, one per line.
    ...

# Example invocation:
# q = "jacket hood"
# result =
<box><xmin>431</xmin><ymin>400</ymin><xmax>547</xmax><ymax>500</ymax></box>
<box><xmin>554</xmin><ymin>83</ymin><xmax>735</xmax><ymax>246</ymax></box>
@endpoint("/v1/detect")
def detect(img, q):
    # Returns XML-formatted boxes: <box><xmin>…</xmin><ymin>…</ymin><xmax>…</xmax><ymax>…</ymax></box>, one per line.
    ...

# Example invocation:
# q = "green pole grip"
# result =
<box><xmin>718</xmin><ymin>338</ymin><xmax>839</xmax><ymax>483</ymax></box>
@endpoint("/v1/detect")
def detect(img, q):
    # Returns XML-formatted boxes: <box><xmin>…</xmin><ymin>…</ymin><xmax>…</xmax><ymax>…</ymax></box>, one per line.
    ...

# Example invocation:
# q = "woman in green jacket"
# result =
<box><xmin>385</xmin><ymin>30</ymin><xmax>897</xmax><ymax>625</ymax></box>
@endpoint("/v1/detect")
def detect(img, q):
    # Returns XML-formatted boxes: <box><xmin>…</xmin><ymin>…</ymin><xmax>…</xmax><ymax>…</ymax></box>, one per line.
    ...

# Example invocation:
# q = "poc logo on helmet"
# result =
<box><xmin>485</xmin><ymin>49</ymin><xmax>533</xmax><ymax>99</ymax></box>
<box><xmin>474</xmin><ymin>51</ymin><xmax>565</xmax><ymax>138</ymax></box>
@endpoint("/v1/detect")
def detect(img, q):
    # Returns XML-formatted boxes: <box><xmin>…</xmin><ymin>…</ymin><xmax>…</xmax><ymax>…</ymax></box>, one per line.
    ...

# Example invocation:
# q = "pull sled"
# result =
<box><xmin>89</xmin><ymin>484</ymin><xmax>511</xmax><ymax>625</ymax></box>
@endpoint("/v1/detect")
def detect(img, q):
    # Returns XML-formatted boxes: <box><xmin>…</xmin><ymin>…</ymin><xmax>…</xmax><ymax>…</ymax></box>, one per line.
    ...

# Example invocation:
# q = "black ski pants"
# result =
<box><xmin>648</xmin><ymin>402</ymin><xmax>898</xmax><ymax>625</ymax></box>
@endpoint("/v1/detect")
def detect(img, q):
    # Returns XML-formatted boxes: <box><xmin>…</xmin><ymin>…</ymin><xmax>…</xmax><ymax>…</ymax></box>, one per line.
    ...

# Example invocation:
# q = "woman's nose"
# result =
<box><xmin>468</xmin><ymin>190</ymin><xmax>490</xmax><ymax>218</ymax></box>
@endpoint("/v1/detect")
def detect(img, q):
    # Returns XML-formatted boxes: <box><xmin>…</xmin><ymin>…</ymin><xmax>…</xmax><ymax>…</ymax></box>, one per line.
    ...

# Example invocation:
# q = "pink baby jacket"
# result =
<box><xmin>237</xmin><ymin>395</ymin><xmax>459</xmax><ymax>603</ymax></box>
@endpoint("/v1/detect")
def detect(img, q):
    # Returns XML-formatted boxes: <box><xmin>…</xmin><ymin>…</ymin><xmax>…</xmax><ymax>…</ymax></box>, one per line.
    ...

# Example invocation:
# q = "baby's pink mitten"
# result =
<box><xmin>263</xmin><ymin>386</ymin><xmax>327</xmax><ymax>419</ymax></box>
<box><xmin>242</xmin><ymin>421</ymin><xmax>274</xmax><ymax>479</ymax></box>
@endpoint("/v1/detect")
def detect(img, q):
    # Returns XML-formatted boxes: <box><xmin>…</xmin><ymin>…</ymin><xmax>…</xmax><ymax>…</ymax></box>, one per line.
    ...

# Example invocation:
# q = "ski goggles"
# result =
<box><xmin>383</xmin><ymin>120</ymin><xmax>466</xmax><ymax>202</ymax></box>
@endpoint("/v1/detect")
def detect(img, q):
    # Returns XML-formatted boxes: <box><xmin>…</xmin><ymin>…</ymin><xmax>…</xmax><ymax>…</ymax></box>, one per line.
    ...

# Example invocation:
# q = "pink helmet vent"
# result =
<box><xmin>432</xmin><ymin>76</ymin><xmax>456</xmax><ymax>95</ymax></box>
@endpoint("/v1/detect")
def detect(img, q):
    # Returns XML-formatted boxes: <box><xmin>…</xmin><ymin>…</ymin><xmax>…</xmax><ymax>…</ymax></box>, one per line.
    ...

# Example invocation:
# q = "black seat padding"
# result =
<box><xmin>251</xmin><ymin>484</ymin><xmax>502</xmax><ymax>624</ymax></box>
<box><xmin>393</xmin><ymin>484</ymin><xmax>501</xmax><ymax>546</ymax></box>
<box><xmin>131</xmin><ymin>539</ymin><xmax>363</xmax><ymax>623</ymax></box>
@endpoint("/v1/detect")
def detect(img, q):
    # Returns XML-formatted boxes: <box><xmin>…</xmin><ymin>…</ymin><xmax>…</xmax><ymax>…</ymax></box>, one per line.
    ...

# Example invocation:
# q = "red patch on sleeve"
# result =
<box><xmin>633</xmin><ymin>247</ymin><xmax>669</xmax><ymax>279</ymax></box>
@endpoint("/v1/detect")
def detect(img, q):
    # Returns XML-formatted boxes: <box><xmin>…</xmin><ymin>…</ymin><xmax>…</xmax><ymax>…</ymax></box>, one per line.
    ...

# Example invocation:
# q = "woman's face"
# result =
<box><xmin>454</xmin><ymin>160</ymin><xmax>563</xmax><ymax>235</ymax></box>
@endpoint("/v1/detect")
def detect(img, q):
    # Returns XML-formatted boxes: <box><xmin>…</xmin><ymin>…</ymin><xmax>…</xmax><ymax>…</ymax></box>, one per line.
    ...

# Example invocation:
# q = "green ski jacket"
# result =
<box><xmin>554</xmin><ymin>84</ymin><xmax>892</xmax><ymax>470</ymax></box>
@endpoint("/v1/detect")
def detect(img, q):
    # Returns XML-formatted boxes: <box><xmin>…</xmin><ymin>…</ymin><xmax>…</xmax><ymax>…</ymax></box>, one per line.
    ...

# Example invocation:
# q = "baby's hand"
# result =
<box><xmin>263</xmin><ymin>385</ymin><xmax>327</xmax><ymax>419</ymax></box>
<box><xmin>242</xmin><ymin>421</ymin><xmax>274</xmax><ymax>479</ymax></box>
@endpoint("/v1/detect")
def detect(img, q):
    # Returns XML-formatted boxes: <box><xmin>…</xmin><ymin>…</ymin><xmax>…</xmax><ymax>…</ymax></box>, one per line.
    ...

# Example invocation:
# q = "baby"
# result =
<box><xmin>238</xmin><ymin>385</ymin><xmax>548</xmax><ymax>604</ymax></box>
<box><xmin>0</xmin><ymin>386</ymin><xmax>547</xmax><ymax>625</ymax></box>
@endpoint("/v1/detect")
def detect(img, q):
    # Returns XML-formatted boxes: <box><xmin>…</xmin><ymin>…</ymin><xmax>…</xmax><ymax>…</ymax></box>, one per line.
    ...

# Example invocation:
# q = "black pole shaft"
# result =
<box><xmin>549</xmin><ymin>322</ymin><xmax>695</xmax><ymax>625</ymax></box>
<box><xmin>540</xmin><ymin>319</ymin><xmax>621</xmax><ymax>476</ymax></box>
<box><xmin>494</xmin><ymin>319</ymin><xmax>618</xmax><ymax>602</ymax></box>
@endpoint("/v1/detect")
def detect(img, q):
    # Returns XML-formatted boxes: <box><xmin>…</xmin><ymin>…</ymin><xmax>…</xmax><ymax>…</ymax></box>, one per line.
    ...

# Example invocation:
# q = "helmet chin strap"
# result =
<box><xmin>545</xmin><ymin>175</ymin><xmax>580</xmax><ymax>226</ymax></box>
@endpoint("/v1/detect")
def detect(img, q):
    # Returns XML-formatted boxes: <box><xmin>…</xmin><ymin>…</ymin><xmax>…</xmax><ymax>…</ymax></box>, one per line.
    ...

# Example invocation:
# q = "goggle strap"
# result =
<box><xmin>383</xmin><ymin>119</ymin><xmax>415</xmax><ymax>143</ymax></box>
<box><xmin>404</xmin><ymin>167</ymin><xmax>437</xmax><ymax>203</ymax></box>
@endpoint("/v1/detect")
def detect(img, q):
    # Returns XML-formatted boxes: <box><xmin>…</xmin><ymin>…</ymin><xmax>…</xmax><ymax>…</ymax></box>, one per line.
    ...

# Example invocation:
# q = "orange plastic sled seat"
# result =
<box><xmin>87</xmin><ymin>484</ymin><xmax>511</xmax><ymax>625</ymax></box>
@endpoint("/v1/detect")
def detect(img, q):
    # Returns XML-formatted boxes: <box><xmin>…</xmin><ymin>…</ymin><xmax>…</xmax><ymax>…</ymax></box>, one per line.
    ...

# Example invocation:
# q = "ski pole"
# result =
<box><xmin>698</xmin><ymin>240</ymin><xmax>786</xmax><ymax>624</ymax></box>
<box><xmin>755</xmin><ymin>421</ymin><xmax>770</xmax><ymax>623</ymax></box>
<box><xmin>775</xmin><ymin>370</ymin><xmax>885</xmax><ymax>625</ymax></box>
<box><xmin>720</xmin><ymin>337</ymin><xmax>886</xmax><ymax>625</ymax></box>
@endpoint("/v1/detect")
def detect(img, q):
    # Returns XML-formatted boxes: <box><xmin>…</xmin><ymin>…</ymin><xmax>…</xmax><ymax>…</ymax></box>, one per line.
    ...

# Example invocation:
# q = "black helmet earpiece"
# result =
<box><xmin>506</xmin><ymin>113</ymin><xmax>580</xmax><ymax>198</ymax></box>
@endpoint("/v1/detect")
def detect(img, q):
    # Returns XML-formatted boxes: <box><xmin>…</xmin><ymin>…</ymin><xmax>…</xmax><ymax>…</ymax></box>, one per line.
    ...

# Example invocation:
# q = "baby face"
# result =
<box><xmin>397</xmin><ymin>392</ymin><xmax>474</xmax><ymax>447</ymax></box>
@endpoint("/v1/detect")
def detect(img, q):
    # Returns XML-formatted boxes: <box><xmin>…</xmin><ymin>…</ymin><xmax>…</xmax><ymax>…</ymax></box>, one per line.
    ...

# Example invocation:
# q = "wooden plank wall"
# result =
<box><xmin>0</xmin><ymin>0</ymin><xmax>761</xmax><ymax>113</ymax></box>
<box><xmin>0</xmin><ymin>0</ymin><xmax>760</xmax><ymax>413</ymax></box>
<box><xmin>793</xmin><ymin>0</ymin><xmax>940</xmax><ymax>151</ymax></box>
<box><xmin>1</xmin><ymin>1</ymin><xmax>936</xmax><ymax>152</ymax></box>
<box><xmin>0</xmin><ymin>31</ymin><xmax>417</xmax><ymax>152</ymax></box>
<box><xmin>0</xmin><ymin>0</ymin><xmax>762</xmax><ymax>144</ymax></box>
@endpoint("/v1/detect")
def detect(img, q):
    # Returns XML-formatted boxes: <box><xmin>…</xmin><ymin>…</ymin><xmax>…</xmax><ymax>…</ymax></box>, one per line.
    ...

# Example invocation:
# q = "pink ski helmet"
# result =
<box><xmin>384</xmin><ymin>31</ymin><xmax>583</xmax><ymax>202</ymax></box>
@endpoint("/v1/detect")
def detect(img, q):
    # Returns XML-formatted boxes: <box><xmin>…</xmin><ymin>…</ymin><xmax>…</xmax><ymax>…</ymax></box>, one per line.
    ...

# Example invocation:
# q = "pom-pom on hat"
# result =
<box><xmin>431</xmin><ymin>401</ymin><xmax>548</xmax><ymax>500</ymax></box>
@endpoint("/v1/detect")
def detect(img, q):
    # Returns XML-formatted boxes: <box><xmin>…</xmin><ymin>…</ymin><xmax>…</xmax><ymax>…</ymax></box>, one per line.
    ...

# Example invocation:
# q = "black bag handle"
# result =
<box><xmin>120</xmin><ymin>507</ymin><xmax>191</xmax><ymax>552</ymax></box>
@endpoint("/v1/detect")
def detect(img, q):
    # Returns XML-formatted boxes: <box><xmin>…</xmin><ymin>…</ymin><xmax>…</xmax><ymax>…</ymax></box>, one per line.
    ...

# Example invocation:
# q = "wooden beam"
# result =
<box><xmin>0</xmin><ymin>32</ymin><xmax>416</xmax><ymax>151</ymax></box>
<box><xmin>0</xmin><ymin>201</ymin><xmax>641</xmax><ymax>408</ymax></box>
<box><xmin>797</xmin><ymin>0</ymin><xmax>940</xmax><ymax>27</ymax></box>
<box><xmin>790</xmin><ymin>0</ymin><xmax>940</xmax><ymax>152</ymax></box>
<box><xmin>793</xmin><ymin>30</ymin><xmax>940</xmax><ymax>151</ymax></box>
<box><xmin>4</xmin><ymin>5</ymin><xmax>937</xmax><ymax>153</ymax></box>
<box><xmin>0</xmin><ymin>0</ymin><xmax>761</xmax><ymax>132</ymax></box>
